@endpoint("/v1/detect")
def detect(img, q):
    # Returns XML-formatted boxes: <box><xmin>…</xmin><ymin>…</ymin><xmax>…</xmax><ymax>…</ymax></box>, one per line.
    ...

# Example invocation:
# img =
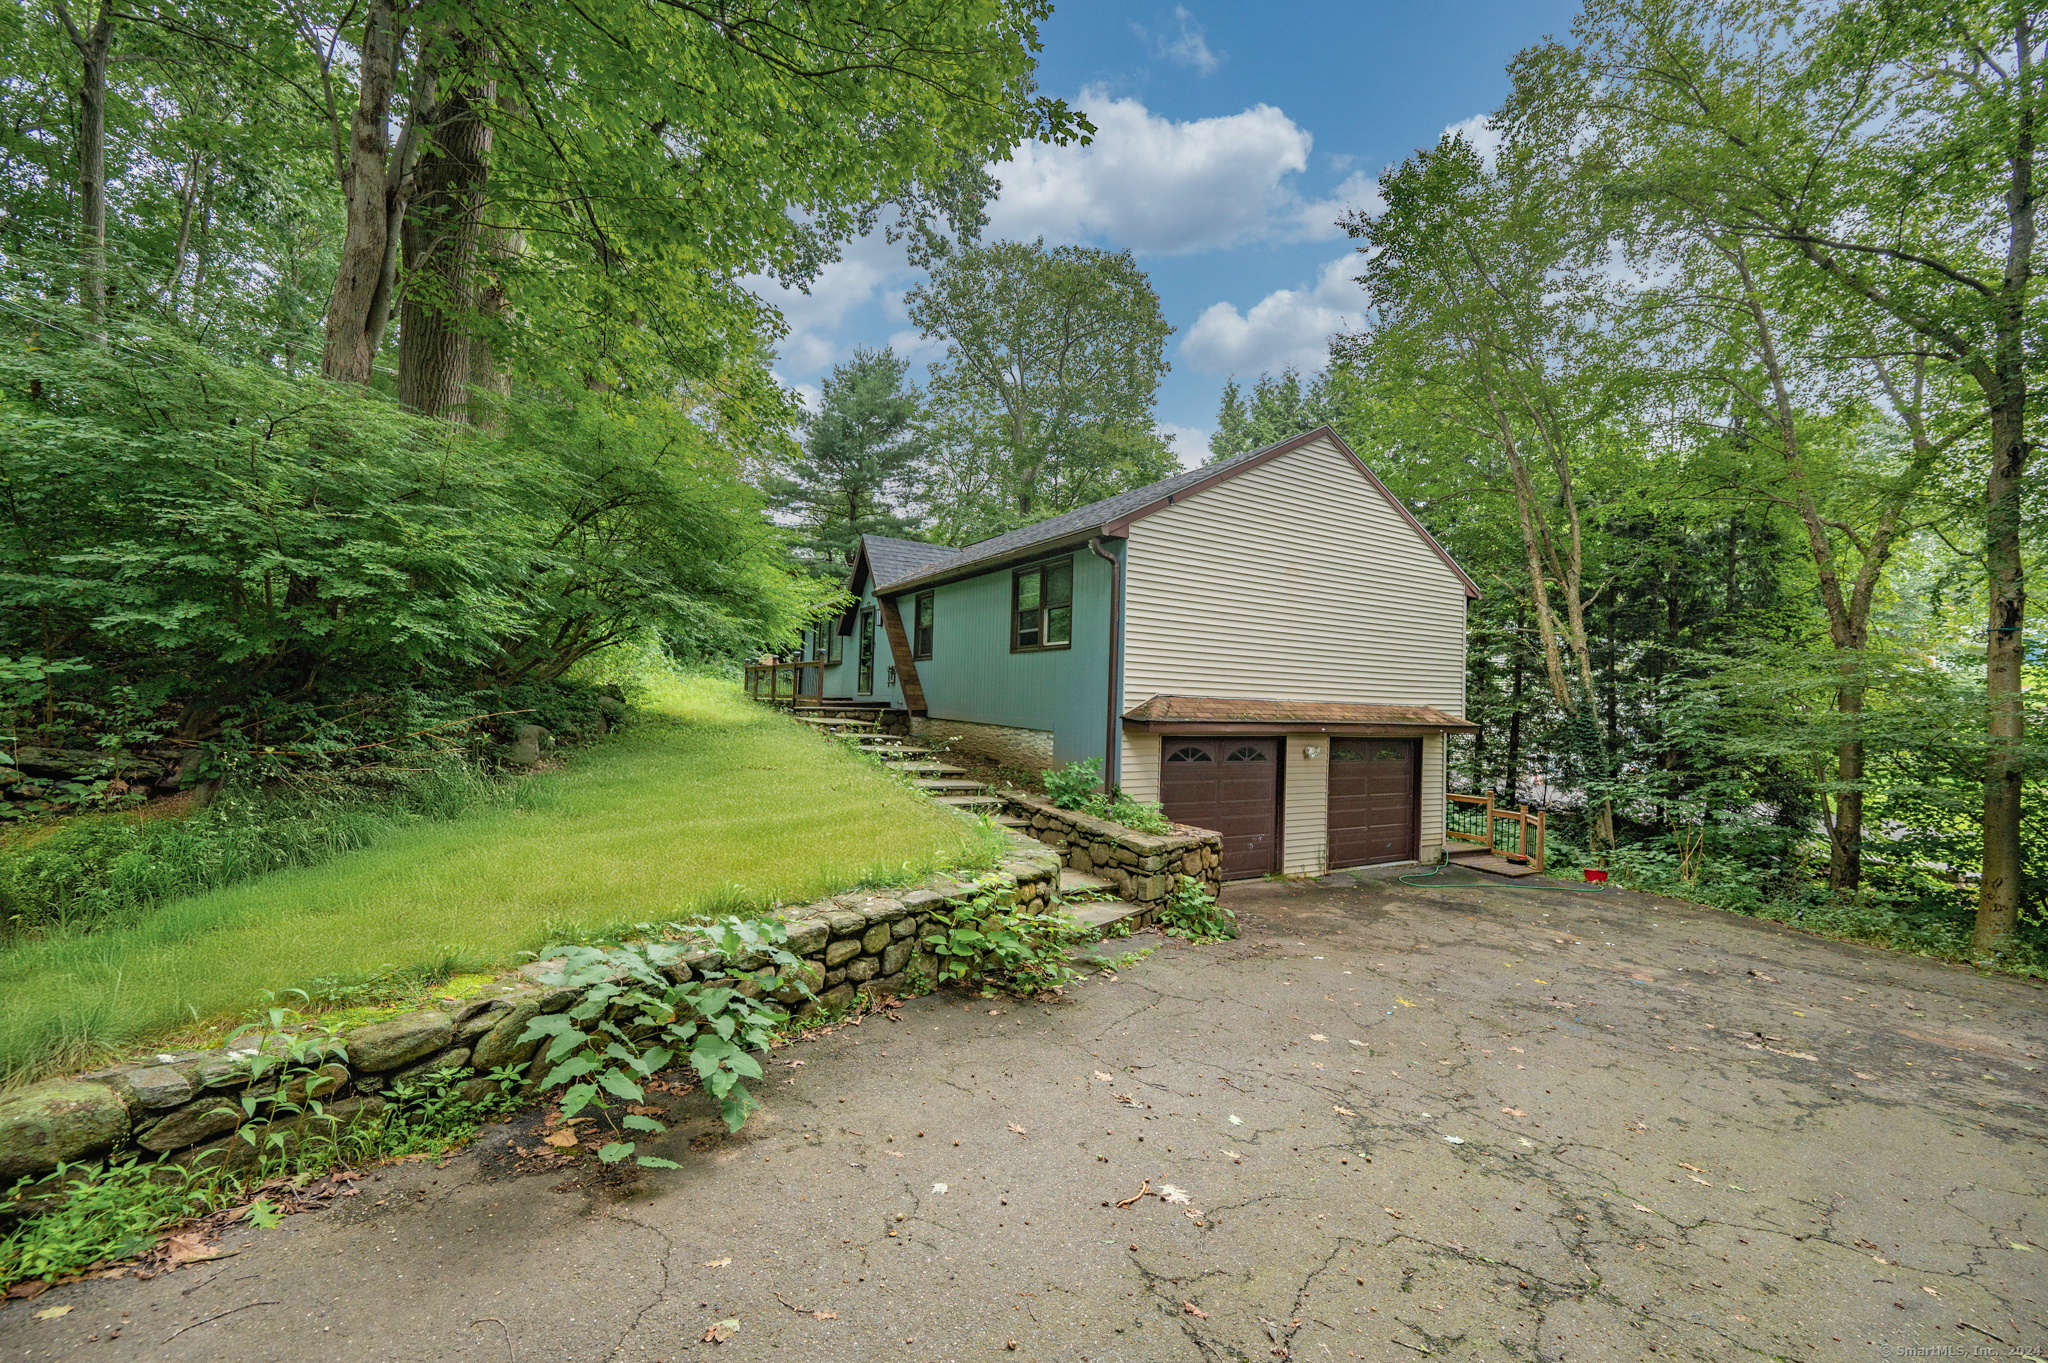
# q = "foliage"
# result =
<box><xmin>0</xmin><ymin>758</ymin><xmax>511</xmax><ymax>938</ymax></box>
<box><xmin>522</xmin><ymin>917</ymin><xmax>807</xmax><ymax>1154</ymax></box>
<box><xmin>765</xmin><ymin>347</ymin><xmax>932</xmax><ymax>576</ymax></box>
<box><xmin>0</xmin><ymin>1157</ymin><xmax>201</xmax><ymax>1287</ymax></box>
<box><xmin>1156</xmin><ymin>875</ymin><xmax>1237</xmax><ymax>944</ymax></box>
<box><xmin>1208</xmin><ymin>367</ymin><xmax>1344</xmax><ymax>461</ymax></box>
<box><xmin>926</xmin><ymin>874</ymin><xmax>1083</xmax><ymax>995</ymax></box>
<box><xmin>1040</xmin><ymin>758</ymin><xmax>1172</xmax><ymax>833</ymax></box>
<box><xmin>0</xmin><ymin>672</ymin><xmax>997</xmax><ymax>1085</ymax></box>
<box><xmin>1043</xmin><ymin>758</ymin><xmax>1104</xmax><ymax>809</ymax></box>
<box><xmin>909</xmin><ymin>238</ymin><xmax>1176</xmax><ymax>540</ymax></box>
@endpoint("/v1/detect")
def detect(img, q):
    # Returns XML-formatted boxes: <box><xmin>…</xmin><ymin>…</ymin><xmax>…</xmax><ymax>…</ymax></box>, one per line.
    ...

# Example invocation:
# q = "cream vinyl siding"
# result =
<box><xmin>1419</xmin><ymin>735</ymin><xmax>1445</xmax><ymax>863</ymax></box>
<box><xmin>1117</xmin><ymin>434</ymin><xmax>1466</xmax><ymax>862</ymax></box>
<box><xmin>1283</xmin><ymin>742</ymin><xmax>1328</xmax><ymax>875</ymax></box>
<box><xmin>1122</xmin><ymin>732</ymin><xmax>1162</xmax><ymax>804</ymax></box>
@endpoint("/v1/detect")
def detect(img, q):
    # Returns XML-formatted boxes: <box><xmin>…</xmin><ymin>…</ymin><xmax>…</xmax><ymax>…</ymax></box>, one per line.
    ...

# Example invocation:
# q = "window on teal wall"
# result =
<box><xmin>1012</xmin><ymin>557</ymin><xmax>1073</xmax><ymax>652</ymax></box>
<box><xmin>913</xmin><ymin>591</ymin><xmax>934</xmax><ymax>659</ymax></box>
<box><xmin>857</xmin><ymin>609</ymin><xmax>875</xmax><ymax>692</ymax></box>
<box><xmin>827</xmin><ymin>626</ymin><xmax>843</xmax><ymax>664</ymax></box>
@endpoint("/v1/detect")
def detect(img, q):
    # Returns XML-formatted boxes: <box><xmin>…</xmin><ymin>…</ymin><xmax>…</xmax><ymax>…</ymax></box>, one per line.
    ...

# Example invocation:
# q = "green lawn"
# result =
<box><xmin>0</xmin><ymin>674</ymin><xmax>996</xmax><ymax>1082</ymax></box>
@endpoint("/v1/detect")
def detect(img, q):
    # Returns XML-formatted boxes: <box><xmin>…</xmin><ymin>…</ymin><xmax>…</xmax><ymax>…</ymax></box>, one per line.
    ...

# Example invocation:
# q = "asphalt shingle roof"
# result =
<box><xmin>859</xmin><ymin>535</ymin><xmax>962</xmax><ymax>591</ymax></box>
<box><xmin>878</xmin><ymin>440</ymin><xmax>1284</xmax><ymax>593</ymax></box>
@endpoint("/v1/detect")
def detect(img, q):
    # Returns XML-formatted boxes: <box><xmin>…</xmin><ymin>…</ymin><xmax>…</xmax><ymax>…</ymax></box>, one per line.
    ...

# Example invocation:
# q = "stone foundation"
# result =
<box><xmin>912</xmin><ymin>717</ymin><xmax>1053</xmax><ymax>774</ymax></box>
<box><xmin>0</xmin><ymin>839</ymin><xmax>1058</xmax><ymax>1189</ymax></box>
<box><xmin>999</xmin><ymin>791</ymin><xmax>1223</xmax><ymax>918</ymax></box>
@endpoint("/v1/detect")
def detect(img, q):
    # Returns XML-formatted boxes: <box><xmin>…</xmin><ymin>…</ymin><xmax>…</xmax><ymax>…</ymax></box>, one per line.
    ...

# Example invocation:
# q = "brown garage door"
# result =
<box><xmin>1159</xmin><ymin>737</ymin><xmax>1280</xmax><ymax>879</ymax></box>
<box><xmin>1328</xmin><ymin>738</ymin><xmax>1417</xmax><ymax>867</ymax></box>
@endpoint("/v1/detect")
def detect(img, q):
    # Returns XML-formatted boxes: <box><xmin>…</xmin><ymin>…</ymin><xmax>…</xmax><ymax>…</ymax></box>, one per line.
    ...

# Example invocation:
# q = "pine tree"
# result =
<box><xmin>1206</xmin><ymin>367</ymin><xmax>1342</xmax><ymax>461</ymax></box>
<box><xmin>766</xmin><ymin>347</ymin><xmax>930</xmax><ymax>574</ymax></box>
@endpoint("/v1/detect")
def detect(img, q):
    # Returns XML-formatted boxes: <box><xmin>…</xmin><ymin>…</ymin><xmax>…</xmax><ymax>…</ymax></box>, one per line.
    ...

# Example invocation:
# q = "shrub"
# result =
<box><xmin>1157</xmin><ymin>875</ymin><xmax>1237</xmax><ymax>943</ymax></box>
<box><xmin>1043</xmin><ymin>758</ymin><xmax>1102</xmax><ymax>809</ymax></box>
<box><xmin>926</xmin><ymin>874</ymin><xmax>1085</xmax><ymax>995</ymax></box>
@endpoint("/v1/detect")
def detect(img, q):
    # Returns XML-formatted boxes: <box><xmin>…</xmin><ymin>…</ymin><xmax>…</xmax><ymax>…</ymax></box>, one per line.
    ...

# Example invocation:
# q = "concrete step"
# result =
<box><xmin>932</xmin><ymin>795</ymin><xmax>1003</xmax><ymax>810</ymax></box>
<box><xmin>914</xmin><ymin>778</ymin><xmax>989</xmax><ymax>793</ymax></box>
<box><xmin>1070</xmin><ymin>900</ymin><xmax>1145</xmax><ymax>931</ymax></box>
<box><xmin>890</xmin><ymin>762</ymin><xmax>968</xmax><ymax>777</ymax></box>
<box><xmin>797</xmin><ymin>715</ymin><xmax>876</xmax><ymax>729</ymax></box>
<box><xmin>858</xmin><ymin>745</ymin><xmax>934</xmax><ymax>759</ymax></box>
<box><xmin>1060</xmin><ymin>867</ymin><xmax>1116</xmax><ymax>893</ymax></box>
<box><xmin>996</xmin><ymin>815</ymin><xmax>1032</xmax><ymax>829</ymax></box>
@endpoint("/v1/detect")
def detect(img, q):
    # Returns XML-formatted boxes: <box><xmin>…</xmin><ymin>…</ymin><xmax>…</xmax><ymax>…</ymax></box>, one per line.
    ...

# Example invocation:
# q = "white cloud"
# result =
<box><xmin>750</xmin><ymin>230</ymin><xmax>918</xmax><ymax>379</ymax></box>
<box><xmin>989</xmin><ymin>88</ymin><xmax>1343</xmax><ymax>255</ymax></box>
<box><xmin>1133</xmin><ymin>6</ymin><xmax>1222</xmax><ymax>75</ymax></box>
<box><xmin>1290</xmin><ymin>169</ymin><xmax>1383</xmax><ymax>241</ymax></box>
<box><xmin>1157</xmin><ymin>422</ymin><xmax>1212</xmax><ymax>468</ymax></box>
<box><xmin>1443</xmin><ymin>112</ymin><xmax>1502</xmax><ymax>169</ymax></box>
<box><xmin>1181</xmin><ymin>255</ymin><xmax>1360</xmax><ymax>376</ymax></box>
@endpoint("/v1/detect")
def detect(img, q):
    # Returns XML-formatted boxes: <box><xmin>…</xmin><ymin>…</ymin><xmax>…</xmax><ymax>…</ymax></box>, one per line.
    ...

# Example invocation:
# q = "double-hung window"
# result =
<box><xmin>913</xmin><ymin>591</ymin><xmax>935</xmax><ymax>660</ymax></box>
<box><xmin>826</xmin><ymin>625</ymin><xmax>843</xmax><ymax>664</ymax></box>
<box><xmin>1012</xmin><ymin>557</ymin><xmax>1073</xmax><ymax>652</ymax></box>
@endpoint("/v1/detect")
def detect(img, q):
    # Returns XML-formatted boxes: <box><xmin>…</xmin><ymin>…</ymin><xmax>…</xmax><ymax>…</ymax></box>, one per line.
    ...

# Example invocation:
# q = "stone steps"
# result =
<box><xmin>890</xmin><ymin>762</ymin><xmax>968</xmax><ymax>777</ymax></box>
<box><xmin>932</xmin><ymin>794</ymin><xmax>1003</xmax><ymax>811</ymax></box>
<box><xmin>1060</xmin><ymin>867</ymin><xmax>1117</xmax><ymax>894</ymax></box>
<box><xmin>796</xmin><ymin>714</ymin><xmax>876</xmax><ymax>730</ymax></box>
<box><xmin>1069</xmin><ymin>899</ymin><xmax>1146</xmax><ymax>931</ymax></box>
<box><xmin>913</xmin><ymin>778</ymin><xmax>988</xmax><ymax>793</ymax></box>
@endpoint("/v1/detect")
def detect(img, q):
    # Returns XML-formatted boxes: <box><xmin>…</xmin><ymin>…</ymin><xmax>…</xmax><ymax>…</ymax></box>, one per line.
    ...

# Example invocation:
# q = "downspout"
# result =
<box><xmin>1087</xmin><ymin>537</ymin><xmax>1122</xmax><ymax>792</ymax></box>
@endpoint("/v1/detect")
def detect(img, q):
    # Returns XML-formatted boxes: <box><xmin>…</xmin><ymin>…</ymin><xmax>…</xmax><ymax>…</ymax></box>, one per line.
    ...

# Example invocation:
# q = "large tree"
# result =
<box><xmin>1560</xmin><ymin>0</ymin><xmax>2043</xmax><ymax>950</ymax></box>
<box><xmin>907</xmin><ymin>237</ymin><xmax>1175</xmax><ymax>540</ymax></box>
<box><xmin>315</xmin><ymin>0</ymin><xmax>1081</xmax><ymax>420</ymax></box>
<box><xmin>1337</xmin><ymin>122</ymin><xmax>1629</xmax><ymax>852</ymax></box>
<box><xmin>766</xmin><ymin>346</ymin><xmax>930</xmax><ymax>573</ymax></box>
<box><xmin>1207</xmin><ymin>366</ymin><xmax>1343</xmax><ymax>461</ymax></box>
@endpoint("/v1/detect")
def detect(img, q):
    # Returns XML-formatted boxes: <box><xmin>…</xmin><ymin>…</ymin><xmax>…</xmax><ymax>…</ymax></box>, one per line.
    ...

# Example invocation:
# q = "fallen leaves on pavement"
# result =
<box><xmin>1183</xmin><ymin>1302</ymin><xmax>1209</xmax><ymax>1318</ymax></box>
<box><xmin>1334</xmin><ymin>1106</ymin><xmax>1358</xmax><ymax>1116</ymax></box>
<box><xmin>543</xmin><ymin>1129</ymin><xmax>580</xmax><ymax>1148</ymax></box>
<box><xmin>1007</xmin><ymin>1123</ymin><xmax>1027</xmax><ymax>1135</ymax></box>
<box><xmin>703</xmin><ymin>1318</ymin><xmax>739</xmax><ymax>1343</ymax></box>
<box><xmin>32</xmin><ymin>1305</ymin><xmax>72</xmax><ymax>1321</ymax></box>
<box><xmin>1094</xmin><ymin>1071</ymin><xmax>1114</xmax><ymax>1082</ymax></box>
<box><xmin>1501</xmin><ymin>1108</ymin><xmax>1526</xmax><ymax>1117</ymax></box>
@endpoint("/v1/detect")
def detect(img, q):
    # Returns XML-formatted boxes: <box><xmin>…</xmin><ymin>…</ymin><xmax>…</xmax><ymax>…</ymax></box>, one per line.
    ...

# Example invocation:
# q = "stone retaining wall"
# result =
<box><xmin>0</xmin><ymin>840</ymin><xmax>1058</xmax><ymax>1191</ymax></box>
<box><xmin>1000</xmin><ymin>791</ymin><xmax>1223</xmax><ymax>916</ymax></box>
<box><xmin>911</xmin><ymin>717</ymin><xmax>1053</xmax><ymax>773</ymax></box>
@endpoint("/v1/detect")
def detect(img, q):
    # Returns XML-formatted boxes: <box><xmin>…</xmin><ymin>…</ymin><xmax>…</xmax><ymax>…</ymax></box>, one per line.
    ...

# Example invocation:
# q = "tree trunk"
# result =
<box><xmin>395</xmin><ymin>42</ymin><xmax>492</xmax><ymax>419</ymax></box>
<box><xmin>1830</xmin><ymin>678</ymin><xmax>1866</xmax><ymax>893</ymax></box>
<box><xmin>1505</xmin><ymin>602</ymin><xmax>1527</xmax><ymax>806</ymax></box>
<box><xmin>1976</xmin><ymin>374</ymin><xmax>2028</xmax><ymax>950</ymax></box>
<box><xmin>54</xmin><ymin>0</ymin><xmax>115</xmax><ymax>323</ymax></box>
<box><xmin>322</xmin><ymin>0</ymin><xmax>404</xmax><ymax>383</ymax></box>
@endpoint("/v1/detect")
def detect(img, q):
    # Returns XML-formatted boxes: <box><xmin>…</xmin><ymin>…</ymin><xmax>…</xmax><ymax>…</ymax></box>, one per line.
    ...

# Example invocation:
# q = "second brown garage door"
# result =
<box><xmin>1328</xmin><ymin>738</ymin><xmax>1417</xmax><ymax>866</ymax></box>
<box><xmin>1159</xmin><ymin>737</ymin><xmax>1280</xmax><ymax>879</ymax></box>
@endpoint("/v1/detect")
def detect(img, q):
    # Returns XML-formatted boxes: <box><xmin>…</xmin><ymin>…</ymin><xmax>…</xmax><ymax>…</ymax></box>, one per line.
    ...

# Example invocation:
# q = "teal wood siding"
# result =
<box><xmin>821</xmin><ymin>582</ymin><xmax>901</xmax><ymax>704</ymax></box>
<box><xmin>897</xmin><ymin>544</ymin><xmax>1116</xmax><ymax>766</ymax></box>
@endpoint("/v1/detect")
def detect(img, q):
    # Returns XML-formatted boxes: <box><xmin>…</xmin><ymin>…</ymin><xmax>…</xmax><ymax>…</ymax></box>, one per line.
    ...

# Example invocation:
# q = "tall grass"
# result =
<box><xmin>0</xmin><ymin>674</ymin><xmax>997</xmax><ymax>1083</ymax></box>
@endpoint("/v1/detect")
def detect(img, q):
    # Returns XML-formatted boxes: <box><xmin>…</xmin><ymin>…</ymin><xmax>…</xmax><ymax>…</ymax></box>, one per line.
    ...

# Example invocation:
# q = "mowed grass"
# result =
<box><xmin>0</xmin><ymin>674</ymin><xmax>995</xmax><ymax>1082</ymax></box>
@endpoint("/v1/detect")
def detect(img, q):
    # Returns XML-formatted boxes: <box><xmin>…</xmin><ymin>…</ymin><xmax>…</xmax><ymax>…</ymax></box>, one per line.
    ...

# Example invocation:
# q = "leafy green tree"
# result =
<box><xmin>1336</xmin><ymin>120</ymin><xmax>1630</xmax><ymax>850</ymax></box>
<box><xmin>908</xmin><ymin>237</ymin><xmax>1175</xmax><ymax>540</ymax></box>
<box><xmin>1207</xmin><ymin>367</ymin><xmax>1342</xmax><ymax>460</ymax></box>
<box><xmin>765</xmin><ymin>347</ymin><xmax>931</xmax><ymax>574</ymax></box>
<box><xmin>314</xmin><ymin>0</ymin><xmax>1084</xmax><ymax>418</ymax></box>
<box><xmin>1553</xmin><ymin>0</ymin><xmax>2043</xmax><ymax>950</ymax></box>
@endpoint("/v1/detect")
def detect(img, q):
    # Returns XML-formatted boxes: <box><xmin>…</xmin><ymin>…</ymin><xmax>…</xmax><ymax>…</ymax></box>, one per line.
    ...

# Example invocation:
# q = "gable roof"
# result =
<box><xmin>880</xmin><ymin>426</ymin><xmax>1480</xmax><ymax>598</ymax></box>
<box><xmin>859</xmin><ymin>534</ymin><xmax>959</xmax><ymax>592</ymax></box>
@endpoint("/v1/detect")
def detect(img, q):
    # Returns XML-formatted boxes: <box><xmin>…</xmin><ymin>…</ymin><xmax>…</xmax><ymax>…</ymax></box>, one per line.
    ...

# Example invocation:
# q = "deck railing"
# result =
<box><xmin>1446</xmin><ymin>792</ymin><xmax>1547</xmax><ymax>872</ymax></box>
<box><xmin>743</xmin><ymin>660</ymin><xmax>824</xmax><ymax>704</ymax></box>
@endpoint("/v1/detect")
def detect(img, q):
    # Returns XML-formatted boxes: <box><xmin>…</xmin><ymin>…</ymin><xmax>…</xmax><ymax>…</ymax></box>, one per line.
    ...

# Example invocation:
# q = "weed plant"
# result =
<box><xmin>1156</xmin><ymin>875</ymin><xmax>1238</xmax><ymax>943</ymax></box>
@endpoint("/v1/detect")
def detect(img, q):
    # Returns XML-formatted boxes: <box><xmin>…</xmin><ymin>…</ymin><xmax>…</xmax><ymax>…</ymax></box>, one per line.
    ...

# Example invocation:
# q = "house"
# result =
<box><xmin>797</xmin><ymin>426</ymin><xmax>1479</xmax><ymax>879</ymax></box>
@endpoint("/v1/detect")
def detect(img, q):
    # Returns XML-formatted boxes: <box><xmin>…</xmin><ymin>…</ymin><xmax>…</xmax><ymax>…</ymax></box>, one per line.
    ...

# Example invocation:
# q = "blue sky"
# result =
<box><xmin>758</xmin><ymin>0</ymin><xmax>1581</xmax><ymax>465</ymax></box>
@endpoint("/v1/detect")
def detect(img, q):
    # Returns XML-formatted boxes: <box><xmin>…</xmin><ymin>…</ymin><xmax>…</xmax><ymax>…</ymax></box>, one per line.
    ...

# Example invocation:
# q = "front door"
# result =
<box><xmin>1159</xmin><ymin>737</ymin><xmax>1281</xmax><ymax>879</ymax></box>
<box><xmin>1327</xmin><ymin>738</ymin><xmax>1417</xmax><ymax>866</ymax></box>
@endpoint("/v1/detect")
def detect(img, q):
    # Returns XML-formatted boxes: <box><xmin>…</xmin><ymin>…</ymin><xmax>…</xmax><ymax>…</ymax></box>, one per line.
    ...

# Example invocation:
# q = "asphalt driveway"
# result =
<box><xmin>4</xmin><ymin>869</ymin><xmax>2044</xmax><ymax>1362</ymax></box>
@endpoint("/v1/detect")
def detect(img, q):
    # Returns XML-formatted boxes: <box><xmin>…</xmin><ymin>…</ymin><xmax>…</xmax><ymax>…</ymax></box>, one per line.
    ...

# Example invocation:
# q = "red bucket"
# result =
<box><xmin>1582</xmin><ymin>868</ymin><xmax>1609</xmax><ymax>883</ymax></box>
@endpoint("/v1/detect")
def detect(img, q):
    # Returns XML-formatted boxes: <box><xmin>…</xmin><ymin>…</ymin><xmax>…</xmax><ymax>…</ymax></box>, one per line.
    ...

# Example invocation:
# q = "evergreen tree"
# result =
<box><xmin>766</xmin><ymin>347</ymin><xmax>930</xmax><ymax>574</ymax></box>
<box><xmin>1207</xmin><ymin>367</ymin><xmax>1342</xmax><ymax>460</ymax></box>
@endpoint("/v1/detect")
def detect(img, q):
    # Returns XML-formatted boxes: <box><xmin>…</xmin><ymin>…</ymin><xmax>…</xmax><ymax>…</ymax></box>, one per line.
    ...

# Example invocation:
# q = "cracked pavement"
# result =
<box><xmin>4</xmin><ymin>871</ymin><xmax>2045</xmax><ymax>1362</ymax></box>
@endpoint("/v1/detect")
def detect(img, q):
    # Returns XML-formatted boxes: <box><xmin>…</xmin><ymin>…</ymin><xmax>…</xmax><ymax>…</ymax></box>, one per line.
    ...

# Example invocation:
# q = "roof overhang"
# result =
<box><xmin>1120</xmin><ymin>695</ymin><xmax>1480</xmax><ymax>735</ymax></box>
<box><xmin>882</xmin><ymin>527</ymin><xmax>1119</xmax><ymax>596</ymax></box>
